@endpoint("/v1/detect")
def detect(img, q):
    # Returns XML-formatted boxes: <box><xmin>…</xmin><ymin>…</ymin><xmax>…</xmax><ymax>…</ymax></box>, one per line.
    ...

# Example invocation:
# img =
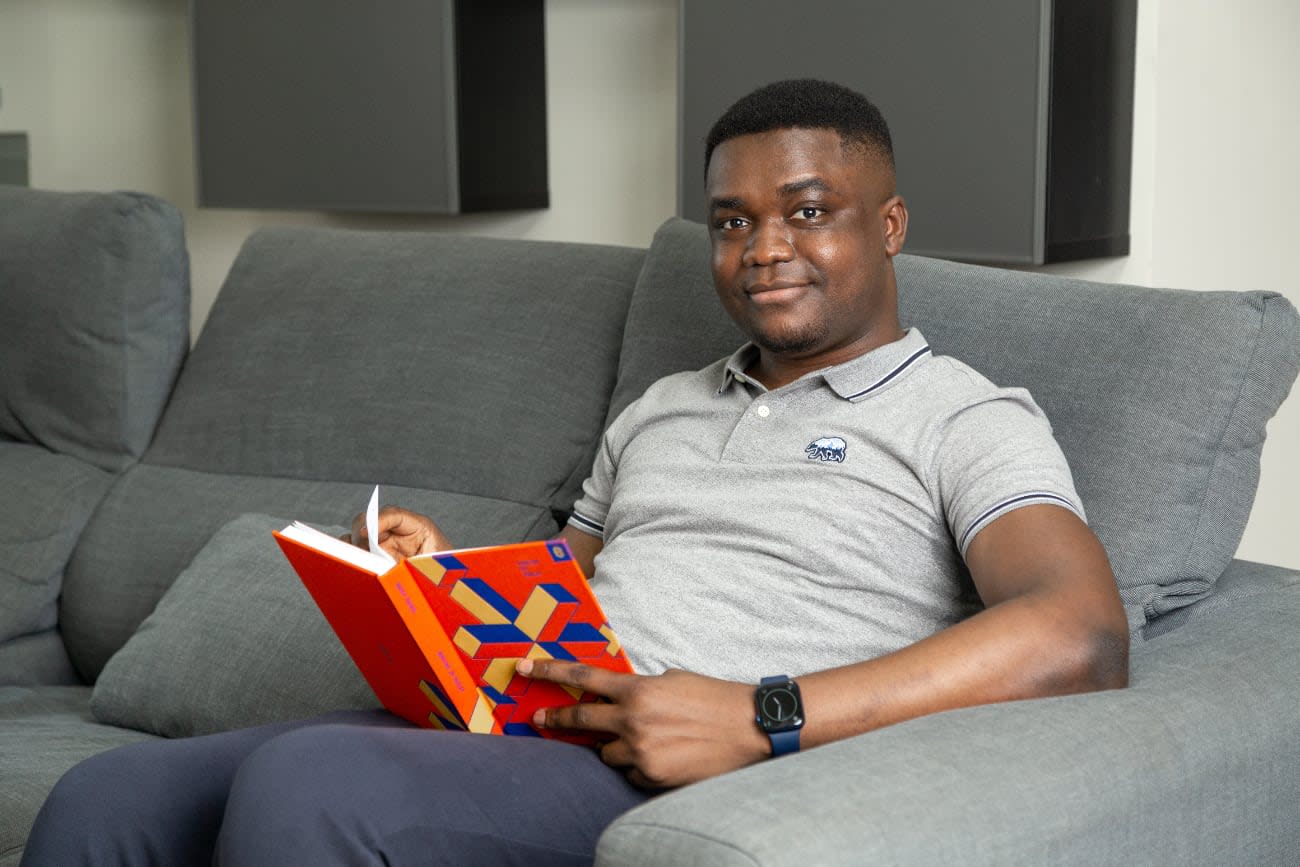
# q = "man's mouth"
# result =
<box><xmin>745</xmin><ymin>281</ymin><xmax>812</xmax><ymax>304</ymax></box>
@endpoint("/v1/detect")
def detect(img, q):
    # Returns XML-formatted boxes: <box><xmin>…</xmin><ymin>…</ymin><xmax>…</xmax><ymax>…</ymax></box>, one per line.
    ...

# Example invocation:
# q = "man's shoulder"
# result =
<box><xmin>906</xmin><ymin>351</ymin><xmax>1007</xmax><ymax>405</ymax></box>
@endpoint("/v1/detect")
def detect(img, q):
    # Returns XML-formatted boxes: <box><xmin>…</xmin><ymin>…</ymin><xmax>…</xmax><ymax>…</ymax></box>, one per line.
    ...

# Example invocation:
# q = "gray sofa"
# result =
<box><xmin>1</xmin><ymin>185</ymin><xmax>1297</xmax><ymax>865</ymax></box>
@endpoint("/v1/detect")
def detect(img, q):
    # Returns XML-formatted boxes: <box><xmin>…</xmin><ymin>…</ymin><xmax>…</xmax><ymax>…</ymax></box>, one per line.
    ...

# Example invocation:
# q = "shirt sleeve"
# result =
<box><xmin>931</xmin><ymin>387</ymin><xmax>1086</xmax><ymax>559</ymax></box>
<box><xmin>567</xmin><ymin>400</ymin><xmax>638</xmax><ymax>540</ymax></box>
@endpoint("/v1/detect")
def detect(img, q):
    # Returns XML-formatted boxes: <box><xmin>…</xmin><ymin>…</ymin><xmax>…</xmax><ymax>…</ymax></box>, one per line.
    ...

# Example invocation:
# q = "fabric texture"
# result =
<box><xmin>0</xmin><ymin>685</ymin><xmax>156</xmax><ymax>864</ymax></box>
<box><xmin>0</xmin><ymin>442</ymin><xmax>111</xmax><ymax>649</ymax></box>
<box><xmin>622</xmin><ymin>219</ymin><xmax>1300</xmax><ymax>630</ymax></box>
<box><xmin>571</xmin><ymin>329</ymin><xmax>1082</xmax><ymax>680</ymax></box>
<box><xmin>143</xmin><ymin>227</ymin><xmax>643</xmax><ymax>516</ymax></box>
<box><xmin>0</xmin><ymin>186</ymin><xmax>189</xmax><ymax>472</ymax></box>
<box><xmin>598</xmin><ymin>580</ymin><xmax>1300</xmax><ymax>867</ymax></box>
<box><xmin>60</xmin><ymin>465</ymin><xmax>560</xmax><ymax>682</ymax></box>
<box><xmin>90</xmin><ymin>513</ymin><xmax>380</xmax><ymax>737</ymax></box>
<box><xmin>0</xmin><ymin>630</ymin><xmax>79</xmax><ymax>687</ymax></box>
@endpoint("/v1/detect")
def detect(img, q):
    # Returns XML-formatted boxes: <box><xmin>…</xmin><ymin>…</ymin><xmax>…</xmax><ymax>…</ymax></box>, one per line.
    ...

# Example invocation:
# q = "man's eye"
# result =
<box><xmin>718</xmin><ymin>217</ymin><xmax>748</xmax><ymax>230</ymax></box>
<box><xmin>798</xmin><ymin>207</ymin><xmax>825</xmax><ymax>220</ymax></box>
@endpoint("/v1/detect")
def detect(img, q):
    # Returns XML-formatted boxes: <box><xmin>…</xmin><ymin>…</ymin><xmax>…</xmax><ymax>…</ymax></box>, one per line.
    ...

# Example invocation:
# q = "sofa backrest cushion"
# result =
<box><xmin>610</xmin><ymin>219</ymin><xmax>1300</xmax><ymax>631</ymax></box>
<box><xmin>64</xmin><ymin>228</ymin><xmax>645</xmax><ymax>679</ymax></box>
<box><xmin>0</xmin><ymin>442</ymin><xmax>111</xmax><ymax>654</ymax></box>
<box><xmin>0</xmin><ymin>187</ymin><xmax>190</xmax><ymax>472</ymax></box>
<box><xmin>605</xmin><ymin>218</ymin><xmax>746</xmax><ymax>426</ymax></box>
<box><xmin>145</xmin><ymin>227</ymin><xmax>642</xmax><ymax>514</ymax></box>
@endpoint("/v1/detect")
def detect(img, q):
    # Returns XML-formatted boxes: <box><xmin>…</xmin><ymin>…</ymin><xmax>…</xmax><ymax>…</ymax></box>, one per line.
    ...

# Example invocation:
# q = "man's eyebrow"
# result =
<box><xmin>709</xmin><ymin>196</ymin><xmax>743</xmax><ymax>213</ymax></box>
<box><xmin>779</xmin><ymin>177</ymin><xmax>832</xmax><ymax>197</ymax></box>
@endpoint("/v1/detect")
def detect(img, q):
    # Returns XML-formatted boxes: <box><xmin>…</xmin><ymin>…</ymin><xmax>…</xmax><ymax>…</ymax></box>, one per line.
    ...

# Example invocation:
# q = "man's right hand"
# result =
<box><xmin>347</xmin><ymin>506</ymin><xmax>453</xmax><ymax>560</ymax></box>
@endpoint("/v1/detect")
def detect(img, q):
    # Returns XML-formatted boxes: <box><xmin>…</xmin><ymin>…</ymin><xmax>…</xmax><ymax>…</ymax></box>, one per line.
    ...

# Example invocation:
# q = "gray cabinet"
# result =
<box><xmin>680</xmin><ymin>1</ymin><xmax>1136</xmax><ymax>264</ymax></box>
<box><xmin>192</xmin><ymin>0</ymin><xmax>547</xmax><ymax>213</ymax></box>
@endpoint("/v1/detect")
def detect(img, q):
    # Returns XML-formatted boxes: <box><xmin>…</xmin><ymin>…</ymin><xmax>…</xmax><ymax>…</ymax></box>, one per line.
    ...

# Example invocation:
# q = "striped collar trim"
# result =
<box><xmin>826</xmin><ymin>328</ymin><xmax>932</xmax><ymax>402</ymax></box>
<box><xmin>717</xmin><ymin>328</ymin><xmax>933</xmax><ymax>401</ymax></box>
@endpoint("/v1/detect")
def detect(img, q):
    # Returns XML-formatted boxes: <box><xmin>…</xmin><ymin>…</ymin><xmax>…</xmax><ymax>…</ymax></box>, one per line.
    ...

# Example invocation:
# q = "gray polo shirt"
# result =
<box><xmin>569</xmin><ymin>328</ymin><xmax>1084</xmax><ymax>680</ymax></box>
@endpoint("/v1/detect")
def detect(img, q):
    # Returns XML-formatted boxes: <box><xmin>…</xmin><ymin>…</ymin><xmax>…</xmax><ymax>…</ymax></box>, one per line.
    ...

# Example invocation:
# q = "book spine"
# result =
<box><xmin>378</xmin><ymin>561</ymin><xmax>501</xmax><ymax>735</ymax></box>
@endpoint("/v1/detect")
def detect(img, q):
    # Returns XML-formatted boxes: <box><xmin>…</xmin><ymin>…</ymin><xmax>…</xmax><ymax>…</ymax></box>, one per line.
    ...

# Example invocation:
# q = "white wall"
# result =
<box><xmin>0</xmin><ymin>0</ymin><xmax>1295</xmax><ymax>568</ymax></box>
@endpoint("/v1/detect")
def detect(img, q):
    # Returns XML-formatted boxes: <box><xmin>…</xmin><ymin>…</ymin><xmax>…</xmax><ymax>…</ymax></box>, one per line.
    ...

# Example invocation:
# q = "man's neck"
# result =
<box><xmin>746</xmin><ymin>326</ymin><xmax>907</xmax><ymax>391</ymax></box>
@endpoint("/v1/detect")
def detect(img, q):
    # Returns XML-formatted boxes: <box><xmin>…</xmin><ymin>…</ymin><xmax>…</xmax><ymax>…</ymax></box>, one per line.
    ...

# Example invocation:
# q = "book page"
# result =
<box><xmin>278</xmin><ymin>521</ymin><xmax>394</xmax><ymax>575</ymax></box>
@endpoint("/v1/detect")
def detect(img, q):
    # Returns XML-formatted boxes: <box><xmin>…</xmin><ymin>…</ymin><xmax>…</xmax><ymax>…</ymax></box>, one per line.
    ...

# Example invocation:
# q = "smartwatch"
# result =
<box><xmin>754</xmin><ymin>675</ymin><xmax>804</xmax><ymax>757</ymax></box>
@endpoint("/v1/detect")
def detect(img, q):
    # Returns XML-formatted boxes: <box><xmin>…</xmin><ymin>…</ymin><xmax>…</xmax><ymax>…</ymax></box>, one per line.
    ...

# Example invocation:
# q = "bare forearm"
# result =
<box><xmin>796</xmin><ymin>591</ymin><xmax>1128</xmax><ymax>749</ymax></box>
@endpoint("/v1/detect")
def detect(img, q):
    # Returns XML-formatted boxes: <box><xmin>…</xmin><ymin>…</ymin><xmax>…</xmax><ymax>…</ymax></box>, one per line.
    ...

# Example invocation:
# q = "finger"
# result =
<box><xmin>515</xmin><ymin>659</ymin><xmax>635</xmax><ymax>701</ymax></box>
<box><xmin>534</xmin><ymin>699</ymin><xmax>622</xmax><ymax>735</ymax></box>
<box><xmin>625</xmin><ymin>768</ymin><xmax>670</xmax><ymax>792</ymax></box>
<box><xmin>348</xmin><ymin>512</ymin><xmax>367</xmax><ymax>546</ymax></box>
<box><xmin>597</xmin><ymin>738</ymin><xmax>633</xmax><ymax>768</ymax></box>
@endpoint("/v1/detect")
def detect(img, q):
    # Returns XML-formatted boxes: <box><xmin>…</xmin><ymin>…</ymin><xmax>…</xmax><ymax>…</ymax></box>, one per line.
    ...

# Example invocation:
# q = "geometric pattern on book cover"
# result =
<box><xmin>407</xmin><ymin>540</ymin><xmax>628</xmax><ymax>739</ymax></box>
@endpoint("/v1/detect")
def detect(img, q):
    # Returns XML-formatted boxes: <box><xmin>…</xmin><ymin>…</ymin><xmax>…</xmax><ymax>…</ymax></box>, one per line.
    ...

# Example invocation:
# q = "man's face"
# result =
<box><xmin>705</xmin><ymin>127</ymin><xmax>907</xmax><ymax>369</ymax></box>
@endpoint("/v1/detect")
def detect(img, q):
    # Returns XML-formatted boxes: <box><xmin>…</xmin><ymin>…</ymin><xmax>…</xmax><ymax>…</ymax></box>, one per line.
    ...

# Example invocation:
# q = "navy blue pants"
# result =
<box><xmin>21</xmin><ymin>711</ymin><xmax>649</xmax><ymax>866</ymax></box>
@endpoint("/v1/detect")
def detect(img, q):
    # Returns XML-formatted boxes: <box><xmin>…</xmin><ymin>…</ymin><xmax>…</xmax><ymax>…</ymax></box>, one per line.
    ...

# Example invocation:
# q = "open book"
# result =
<box><xmin>274</xmin><ymin>496</ymin><xmax>632</xmax><ymax>744</ymax></box>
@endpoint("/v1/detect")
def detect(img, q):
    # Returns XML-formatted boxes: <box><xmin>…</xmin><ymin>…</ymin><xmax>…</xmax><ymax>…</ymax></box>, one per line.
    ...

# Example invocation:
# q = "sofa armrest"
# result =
<box><xmin>597</xmin><ymin>566</ymin><xmax>1300</xmax><ymax>866</ymax></box>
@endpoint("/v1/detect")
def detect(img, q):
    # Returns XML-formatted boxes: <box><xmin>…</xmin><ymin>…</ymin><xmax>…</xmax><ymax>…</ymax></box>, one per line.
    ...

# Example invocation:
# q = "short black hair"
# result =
<box><xmin>704</xmin><ymin>79</ymin><xmax>894</xmax><ymax>174</ymax></box>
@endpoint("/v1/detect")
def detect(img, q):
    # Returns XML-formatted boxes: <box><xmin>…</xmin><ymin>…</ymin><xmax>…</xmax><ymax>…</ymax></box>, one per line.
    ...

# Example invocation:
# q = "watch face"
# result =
<box><xmin>757</xmin><ymin>681</ymin><xmax>804</xmax><ymax>732</ymax></box>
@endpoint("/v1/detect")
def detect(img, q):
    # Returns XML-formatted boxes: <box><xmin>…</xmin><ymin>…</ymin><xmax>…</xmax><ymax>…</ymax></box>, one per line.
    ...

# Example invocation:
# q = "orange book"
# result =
<box><xmin>274</xmin><ymin>522</ymin><xmax>633</xmax><ymax>744</ymax></box>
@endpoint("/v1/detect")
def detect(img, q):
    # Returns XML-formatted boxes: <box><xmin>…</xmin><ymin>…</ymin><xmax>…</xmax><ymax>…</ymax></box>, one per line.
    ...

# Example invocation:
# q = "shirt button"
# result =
<box><xmin>755</xmin><ymin>405</ymin><xmax>771</xmax><ymax>418</ymax></box>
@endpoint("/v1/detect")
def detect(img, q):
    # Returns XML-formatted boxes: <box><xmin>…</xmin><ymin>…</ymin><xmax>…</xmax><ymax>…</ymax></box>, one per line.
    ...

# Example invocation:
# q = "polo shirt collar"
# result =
<box><xmin>718</xmin><ymin>328</ymin><xmax>933</xmax><ymax>402</ymax></box>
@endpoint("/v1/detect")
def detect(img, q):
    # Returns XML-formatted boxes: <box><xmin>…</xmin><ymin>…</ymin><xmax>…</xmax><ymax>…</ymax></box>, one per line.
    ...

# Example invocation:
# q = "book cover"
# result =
<box><xmin>274</xmin><ymin>526</ymin><xmax>633</xmax><ymax>744</ymax></box>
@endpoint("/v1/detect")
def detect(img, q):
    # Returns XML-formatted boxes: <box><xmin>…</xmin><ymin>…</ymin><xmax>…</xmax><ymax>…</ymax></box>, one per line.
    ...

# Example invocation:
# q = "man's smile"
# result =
<box><xmin>745</xmin><ymin>281</ymin><xmax>814</xmax><ymax>304</ymax></box>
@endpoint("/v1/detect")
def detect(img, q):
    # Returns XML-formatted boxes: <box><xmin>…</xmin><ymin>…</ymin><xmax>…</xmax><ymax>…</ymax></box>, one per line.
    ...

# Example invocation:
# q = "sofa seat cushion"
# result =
<box><xmin>616</xmin><ymin>219</ymin><xmax>1300</xmax><ymax>631</ymax></box>
<box><xmin>0</xmin><ymin>441</ymin><xmax>111</xmax><ymax>653</ymax></box>
<box><xmin>0</xmin><ymin>685</ymin><xmax>157</xmax><ymax>864</ymax></box>
<box><xmin>62</xmin><ymin>465</ymin><xmax>558</xmax><ymax>681</ymax></box>
<box><xmin>0</xmin><ymin>187</ymin><xmax>189</xmax><ymax>473</ymax></box>
<box><xmin>91</xmin><ymin>513</ymin><xmax>379</xmax><ymax>738</ymax></box>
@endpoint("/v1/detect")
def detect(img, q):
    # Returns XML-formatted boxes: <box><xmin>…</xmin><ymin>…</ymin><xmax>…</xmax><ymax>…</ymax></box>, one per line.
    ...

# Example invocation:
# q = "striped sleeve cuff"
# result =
<box><xmin>957</xmin><ymin>491</ymin><xmax>1085</xmax><ymax>556</ymax></box>
<box><xmin>567</xmin><ymin>508</ymin><xmax>606</xmax><ymax>539</ymax></box>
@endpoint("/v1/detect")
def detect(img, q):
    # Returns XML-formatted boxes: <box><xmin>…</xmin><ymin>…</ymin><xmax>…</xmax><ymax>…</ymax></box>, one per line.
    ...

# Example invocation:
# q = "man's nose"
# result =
<box><xmin>743</xmin><ymin>220</ymin><xmax>795</xmax><ymax>267</ymax></box>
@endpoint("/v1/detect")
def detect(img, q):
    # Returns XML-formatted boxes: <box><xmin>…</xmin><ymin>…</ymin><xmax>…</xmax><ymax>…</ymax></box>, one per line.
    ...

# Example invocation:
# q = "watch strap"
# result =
<box><xmin>768</xmin><ymin>727</ymin><xmax>800</xmax><ymax>757</ymax></box>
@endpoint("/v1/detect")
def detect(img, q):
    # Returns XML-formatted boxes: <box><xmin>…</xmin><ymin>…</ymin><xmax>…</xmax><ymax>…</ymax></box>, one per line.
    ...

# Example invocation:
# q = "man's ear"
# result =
<box><xmin>882</xmin><ymin>195</ymin><xmax>908</xmax><ymax>257</ymax></box>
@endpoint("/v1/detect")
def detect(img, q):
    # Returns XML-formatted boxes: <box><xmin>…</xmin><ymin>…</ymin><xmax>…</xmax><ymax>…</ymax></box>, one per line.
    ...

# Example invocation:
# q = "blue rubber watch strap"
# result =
<box><xmin>769</xmin><ymin>727</ymin><xmax>800</xmax><ymax>757</ymax></box>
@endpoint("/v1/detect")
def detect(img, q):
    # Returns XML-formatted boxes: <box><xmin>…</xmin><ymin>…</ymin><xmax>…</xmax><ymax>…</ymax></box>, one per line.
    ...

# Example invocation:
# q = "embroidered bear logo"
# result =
<box><xmin>805</xmin><ymin>436</ymin><xmax>847</xmax><ymax>462</ymax></box>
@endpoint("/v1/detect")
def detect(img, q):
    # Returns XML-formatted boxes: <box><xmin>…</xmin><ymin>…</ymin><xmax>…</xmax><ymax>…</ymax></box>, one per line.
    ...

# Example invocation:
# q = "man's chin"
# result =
<box><xmin>750</xmin><ymin>328</ymin><xmax>828</xmax><ymax>357</ymax></box>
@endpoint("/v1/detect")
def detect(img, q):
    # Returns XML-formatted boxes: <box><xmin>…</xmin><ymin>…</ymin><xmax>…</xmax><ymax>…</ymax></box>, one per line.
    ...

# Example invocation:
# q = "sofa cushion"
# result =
<box><xmin>614</xmin><ymin>219</ymin><xmax>1300</xmax><ymax>630</ymax></box>
<box><xmin>62</xmin><ymin>466</ymin><xmax>560</xmax><ymax>681</ymax></box>
<box><xmin>894</xmin><ymin>257</ymin><xmax>1299</xmax><ymax>629</ymax></box>
<box><xmin>91</xmin><ymin>513</ymin><xmax>379</xmax><ymax>738</ymax></box>
<box><xmin>0</xmin><ymin>685</ymin><xmax>157</xmax><ymax>863</ymax></box>
<box><xmin>0</xmin><ymin>187</ymin><xmax>190</xmax><ymax>473</ymax></box>
<box><xmin>0</xmin><ymin>629</ymin><xmax>80</xmax><ymax>687</ymax></box>
<box><xmin>0</xmin><ymin>441</ymin><xmax>111</xmax><ymax>654</ymax></box>
<box><xmin>143</xmin><ymin>227</ymin><xmax>643</xmax><ymax>517</ymax></box>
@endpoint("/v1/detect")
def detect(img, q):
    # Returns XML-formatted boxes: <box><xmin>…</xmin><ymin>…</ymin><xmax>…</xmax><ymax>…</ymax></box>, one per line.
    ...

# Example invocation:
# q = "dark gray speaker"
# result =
<box><xmin>192</xmin><ymin>0</ymin><xmax>548</xmax><ymax>213</ymax></box>
<box><xmin>679</xmin><ymin>0</ymin><xmax>1136</xmax><ymax>264</ymax></box>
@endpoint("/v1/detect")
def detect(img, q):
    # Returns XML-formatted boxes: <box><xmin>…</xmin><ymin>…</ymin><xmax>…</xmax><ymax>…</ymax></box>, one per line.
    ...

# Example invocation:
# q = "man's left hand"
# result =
<box><xmin>516</xmin><ymin>659</ymin><xmax>770</xmax><ymax>789</ymax></box>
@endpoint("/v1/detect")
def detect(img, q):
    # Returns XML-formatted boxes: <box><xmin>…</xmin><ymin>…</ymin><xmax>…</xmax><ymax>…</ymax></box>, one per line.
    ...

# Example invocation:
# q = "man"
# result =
<box><xmin>22</xmin><ymin>80</ymin><xmax>1127</xmax><ymax>866</ymax></box>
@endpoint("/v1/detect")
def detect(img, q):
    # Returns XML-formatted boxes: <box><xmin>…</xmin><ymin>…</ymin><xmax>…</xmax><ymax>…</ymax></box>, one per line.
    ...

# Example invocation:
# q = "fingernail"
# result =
<box><xmin>532</xmin><ymin>709</ymin><xmax>546</xmax><ymax>728</ymax></box>
<box><xmin>516</xmin><ymin>659</ymin><xmax>533</xmax><ymax>675</ymax></box>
